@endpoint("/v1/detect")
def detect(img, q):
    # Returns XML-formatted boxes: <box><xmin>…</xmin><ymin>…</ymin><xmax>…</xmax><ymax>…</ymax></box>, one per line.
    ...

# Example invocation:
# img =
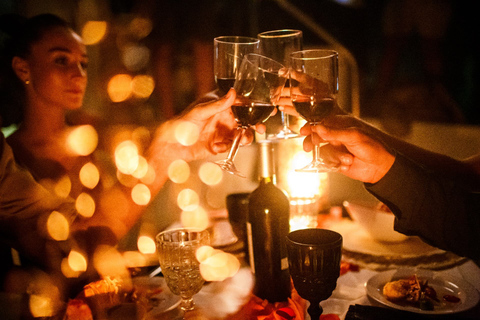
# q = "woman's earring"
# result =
<box><xmin>25</xmin><ymin>79</ymin><xmax>30</xmax><ymax>85</ymax></box>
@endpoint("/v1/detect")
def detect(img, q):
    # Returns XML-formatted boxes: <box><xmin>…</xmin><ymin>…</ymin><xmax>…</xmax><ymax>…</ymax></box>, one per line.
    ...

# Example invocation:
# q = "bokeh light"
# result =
<box><xmin>115</xmin><ymin>140</ymin><xmax>139</xmax><ymax>174</ymax></box>
<box><xmin>67</xmin><ymin>125</ymin><xmax>98</xmax><ymax>156</ymax></box>
<box><xmin>167</xmin><ymin>159</ymin><xmax>190</xmax><ymax>183</ymax></box>
<box><xmin>177</xmin><ymin>188</ymin><xmax>199</xmax><ymax>211</ymax></box>
<box><xmin>46</xmin><ymin>211</ymin><xmax>70</xmax><ymax>241</ymax></box>
<box><xmin>174</xmin><ymin>121</ymin><xmax>199</xmax><ymax>146</ymax></box>
<box><xmin>108</xmin><ymin>74</ymin><xmax>133</xmax><ymax>102</ymax></box>
<box><xmin>131</xmin><ymin>183</ymin><xmax>151</xmax><ymax>205</ymax></box>
<box><xmin>131</xmin><ymin>155</ymin><xmax>149</xmax><ymax>179</ymax></box>
<box><xmin>137</xmin><ymin>235</ymin><xmax>156</xmax><ymax>254</ymax></box>
<box><xmin>81</xmin><ymin>20</ymin><xmax>108</xmax><ymax>45</ymax></box>
<box><xmin>198</xmin><ymin>162</ymin><xmax>223</xmax><ymax>186</ymax></box>
<box><xmin>68</xmin><ymin>250</ymin><xmax>88</xmax><ymax>272</ymax></box>
<box><xmin>128</xmin><ymin>17</ymin><xmax>153</xmax><ymax>39</ymax></box>
<box><xmin>79</xmin><ymin>162</ymin><xmax>100</xmax><ymax>189</ymax></box>
<box><xmin>75</xmin><ymin>192</ymin><xmax>96</xmax><ymax>218</ymax></box>
<box><xmin>93</xmin><ymin>245</ymin><xmax>129</xmax><ymax>279</ymax></box>
<box><xmin>131</xmin><ymin>74</ymin><xmax>155</xmax><ymax>98</ymax></box>
<box><xmin>53</xmin><ymin>175</ymin><xmax>72</xmax><ymax>198</ymax></box>
<box><xmin>180</xmin><ymin>206</ymin><xmax>209</xmax><ymax>231</ymax></box>
<box><xmin>122</xmin><ymin>46</ymin><xmax>151</xmax><ymax>72</ymax></box>
<box><xmin>197</xmin><ymin>245</ymin><xmax>240</xmax><ymax>281</ymax></box>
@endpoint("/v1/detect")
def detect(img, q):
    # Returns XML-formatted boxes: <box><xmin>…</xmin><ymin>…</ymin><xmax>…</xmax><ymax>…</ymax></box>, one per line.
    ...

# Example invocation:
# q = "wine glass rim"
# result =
<box><xmin>214</xmin><ymin>35</ymin><xmax>260</xmax><ymax>44</ymax></box>
<box><xmin>258</xmin><ymin>29</ymin><xmax>303</xmax><ymax>38</ymax></box>
<box><xmin>291</xmin><ymin>49</ymin><xmax>338</xmax><ymax>60</ymax></box>
<box><xmin>287</xmin><ymin>228</ymin><xmax>342</xmax><ymax>247</ymax></box>
<box><xmin>156</xmin><ymin>228</ymin><xmax>209</xmax><ymax>242</ymax></box>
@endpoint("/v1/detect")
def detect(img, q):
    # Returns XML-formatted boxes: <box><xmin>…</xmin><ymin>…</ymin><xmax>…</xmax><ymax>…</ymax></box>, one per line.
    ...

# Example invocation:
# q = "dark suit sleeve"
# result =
<box><xmin>365</xmin><ymin>153</ymin><xmax>480</xmax><ymax>261</ymax></box>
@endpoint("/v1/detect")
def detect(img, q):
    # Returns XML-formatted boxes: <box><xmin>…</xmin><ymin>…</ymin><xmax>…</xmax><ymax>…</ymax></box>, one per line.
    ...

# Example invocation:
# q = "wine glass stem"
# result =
<box><xmin>225</xmin><ymin>127</ymin><xmax>245</xmax><ymax>162</ymax></box>
<box><xmin>280</xmin><ymin>111</ymin><xmax>288</xmax><ymax>129</ymax></box>
<box><xmin>180</xmin><ymin>297</ymin><xmax>195</xmax><ymax>311</ymax></box>
<box><xmin>307</xmin><ymin>301</ymin><xmax>323</xmax><ymax>320</ymax></box>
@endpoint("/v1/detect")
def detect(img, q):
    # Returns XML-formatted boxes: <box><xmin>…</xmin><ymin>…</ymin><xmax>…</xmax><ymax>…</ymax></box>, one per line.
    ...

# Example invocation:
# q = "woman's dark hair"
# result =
<box><xmin>0</xmin><ymin>13</ymin><xmax>71</xmax><ymax>127</ymax></box>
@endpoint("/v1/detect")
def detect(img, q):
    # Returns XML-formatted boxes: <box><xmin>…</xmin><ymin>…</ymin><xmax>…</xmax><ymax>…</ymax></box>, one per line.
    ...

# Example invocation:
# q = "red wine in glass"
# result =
<box><xmin>232</xmin><ymin>102</ymin><xmax>276</xmax><ymax>127</ymax></box>
<box><xmin>216</xmin><ymin>77</ymin><xmax>236</xmax><ymax>96</ymax></box>
<box><xmin>292</xmin><ymin>97</ymin><xmax>335</xmax><ymax>124</ymax></box>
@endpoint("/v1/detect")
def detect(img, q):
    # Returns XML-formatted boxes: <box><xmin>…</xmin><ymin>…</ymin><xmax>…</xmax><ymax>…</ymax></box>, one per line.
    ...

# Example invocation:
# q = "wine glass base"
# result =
<box><xmin>214</xmin><ymin>160</ymin><xmax>246</xmax><ymax>178</ymax></box>
<box><xmin>180</xmin><ymin>297</ymin><xmax>195</xmax><ymax>311</ymax></box>
<box><xmin>267</xmin><ymin>128</ymin><xmax>299</xmax><ymax>140</ymax></box>
<box><xmin>295</xmin><ymin>161</ymin><xmax>340</xmax><ymax>173</ymax></box>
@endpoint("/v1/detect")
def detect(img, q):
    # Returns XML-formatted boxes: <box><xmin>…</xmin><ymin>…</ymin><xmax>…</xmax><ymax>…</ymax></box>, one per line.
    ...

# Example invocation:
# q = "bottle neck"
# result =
<box><xmin>258</xmin><ymin>142</ymin><xmax>276</xmax><ymax>184</ymax></box>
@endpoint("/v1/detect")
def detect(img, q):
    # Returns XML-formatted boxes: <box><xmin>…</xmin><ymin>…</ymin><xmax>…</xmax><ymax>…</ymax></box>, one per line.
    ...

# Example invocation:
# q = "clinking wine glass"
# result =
<box><xmin>258</xmin><ymin>29</ymin><xmax>303</xmax><ymax>140</ymax></box>
<box><xmin>290</xmin><ymin>49</ymin><xmax>340</xmax><ymax>172</ymax></box>
<box><xmin>286</xmin><ymin>228</ymin><xmax>343</xmax><ymax>320</ymax></box>
<box><xmin>156</xmin><ymin>228</ymin><xmax>210</xmax><ymax>312</ymax></box>
<box><xmin>214</xmin><ymin>53</ymin><xmax>287</xmax><ymax>177</ymax></box>
<box><xmin>214</xmin><ymin>36</ymin><xmax>260</xmax><ymax>96</ymax></box>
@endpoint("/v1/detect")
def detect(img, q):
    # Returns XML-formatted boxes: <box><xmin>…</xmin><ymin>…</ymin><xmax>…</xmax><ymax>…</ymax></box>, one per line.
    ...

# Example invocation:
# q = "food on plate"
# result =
<box><xmin>383</xmin><ymin>275</ymin><xmax>459</xmax><ymax>310</ymax></box>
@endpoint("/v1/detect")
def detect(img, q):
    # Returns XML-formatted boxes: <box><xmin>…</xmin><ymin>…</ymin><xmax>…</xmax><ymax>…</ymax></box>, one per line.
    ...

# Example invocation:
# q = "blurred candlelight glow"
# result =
<box><xmin>131</xmin><ymin>183</ymin><xmax>151</xmax><ymax>205</ymax></box>
<box><xmin>93</xmin><ymin>245</ymin><xmax>129</xmax><ymax>279</ymax></box>
<box><xmin>177</xmin><ymin>188</ymin><xmax>199</xmax><ymax>211</ymax></box>
<box><xmin>123</xmin><ymin>46</ymin><xmax>151</xmax><ymax>72</ymax></box>
<box><xmin>108</xmin><ymin>74</ymin><xmax>133</xmax><ymax>102</ymax></box>
<box><xmin>276</xmin><ymin>138</ymin><xmax>330</xmax><ymax>231</ymax></box>
<box><xmin>196</xmin><ymin>245</ymin><xmax>240</xmax><ymax>281</ymax></box>
<box><xmin>123</xmin><ymin>251</ymin><xmax>148</xmax><ymax>268</ymax></box>
<box><xmin>180</xmin><ymin>206</ymin><xmax>209</xmax><ymax>230</ymax></box>
<box><xmin>29</xmin><ymin>294</ymin><xmax>54</xmax><ymax>317</ymax></box>
<box><xmin>137</xmin><ymin>235</ymin><xmax>156</xmax><ymax>254</ymax></box>
<box><xmin>132</xmin><ymin>155</ymin><xmax>149</xmax><ymax>179</ymax></box>
<box><xmin>131</xmin><ymin>74</ymin><xmax>154</xmax><ymax>98</ymax></box>
<box><xmin>81</xmin><ymin>20</ymin><xmax>107</xmax><ymax>45</ymax></box>
<box><xmin>75</xmin><ymin>192</ymin><xmax>96</xmax><ymax>218</ymax></box>
<box><xmin>129</xmin><ymin>17</ymin><xmax>153</xmax><ymax>39</ymax></box>
<box><xmin>67</xmin><ymin>125</ymin><xmax>98</xmax><ymax>156</ymax></box>
<box><xmin>68</xmin><ymin>250</ymin><xmax>88</xmax><ymax>272</ymax></box>
<box><xmin>46</xmin><ymin>211</ymin><xmax>70</xmax><ymax>241</ymax></box>
<box><xmin>199</xmin><ymin>162</ymin><xmax>223</xmax><ymax>186</ymax></box>
<box><xmin>61</xmin><ymin>257</ymin><xmax>82</xmax><ymax>278</ymax></box>
<box><xmin>168</xmin><ymin>159</ymin><xmax>190</xmax><ymax>183</ymax></box>
<box><xmin>53</xmin><ymin>175</ymin><xmax>71</xmax><ymax>198</ymax></box>
<box><xmin>79</xmin><ymin>162</ymin><xmax>100</xmax><ymax>189</ymax></box>
<box><xmin>140</xmin><ymin>163</ymin><xmax>156</xmax><ymax>185</ymax></box>
<box><xmin>115</xmin><ymin>140</ymin><xmax>139</xmax><ymax>174</ymax></box>
<box><xmin>174</xmin><ymin>121</ymin><xmax>199</xmax><ymax>146</ymax></box>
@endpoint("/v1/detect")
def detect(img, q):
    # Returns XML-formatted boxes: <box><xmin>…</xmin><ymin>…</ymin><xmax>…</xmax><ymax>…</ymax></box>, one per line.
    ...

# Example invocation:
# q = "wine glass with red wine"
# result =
<box><xmin>213</xmin><ymin>36</ymin><xmax>260</xmax><ymax>96</ymax></box>
<box><xmin>214</xmin><ymin>53</ymin><xmax>287</xmax><ymax>177</ymax></box>
<box><xmin>290</xmin><ymin>49</ymin><xmax>340</xmax><ymax>172</ymax></box>
<box><xmin>286</xmin><ymin>228</ymin><xmax>342</xmax><ymax>320</ymax></box>
<box><xmin>258</xmin><ymin>29</ymin><xmax>303</xmax><ymax>140</ymax></box>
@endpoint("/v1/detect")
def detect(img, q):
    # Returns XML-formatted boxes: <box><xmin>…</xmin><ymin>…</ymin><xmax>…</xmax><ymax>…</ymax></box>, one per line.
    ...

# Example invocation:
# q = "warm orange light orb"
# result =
<box><xmin>75</xmin><ymin>193</ymin><xmax>96</xmax><ymax>218</ymax></box>
<box><xmin>46</xmin><ymin>211</ymin><xmax>70</xmax><ymax>241</ymax></box>
<box><xmin>79</xmin><ymin>162</ymin><xmax>100</xmax><ymax>189</ymax></box>
<box><xmin>137</xmin><ymin>236</ymin><xmax>156</xmax><ymax>254</ymax></box>
<box><xmin>108</xmin><ymin>74</ymin><xmax>133</xmax><ymax>102</ymax></box>
<box><xmin>168</xmin><ymin>159</ymin><xmax>190</xmax><ymax>184</ymax></box>
<box><xmin>67</xmin><ymin>125</ymin><xmax>98</xmax><ymax>156</ymax></box>
<box><xmin>81</xmin><ymin>21</ymin><xmax>107</xmax><ymax>45</ymax></box>
<box><xmin>177</xmin><ymin>188</ymin><xmax>199</xmax><ymax>211</ymax></box>
<box><xmin>198</xmin><ymin>162</ymin><xmax>223</xmax><ymax>186</ymax></box>
<box><xmin>115</xmin><ymin>140</ymin><xmax>139</xmax><ymax>174</ymax></box>
<box><xmin>131</xmin><ymin>183</ymin><xmax>151</xmax><ymax>205</ymax></box>
<box><xmin>180</xmin><ymin>207</ymin><xmax>209</xmax><ymax>231</ymax></box>
<box><xmin>174</xmin><ymin>121</ymin><xmax>199</xmax><ymax>146</ymax></box>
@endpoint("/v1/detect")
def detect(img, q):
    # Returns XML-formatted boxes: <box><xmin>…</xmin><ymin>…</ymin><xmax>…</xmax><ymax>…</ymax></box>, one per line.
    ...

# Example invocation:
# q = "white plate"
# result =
<box><xmin>132</xmin><ymin>276</ymin><xmax>181</xmax><ymax>316</ymax></box>
<box><xmin>366</xmin><ymin>268</ymin><xmax>480</xmax><ymax>314</ymax></box>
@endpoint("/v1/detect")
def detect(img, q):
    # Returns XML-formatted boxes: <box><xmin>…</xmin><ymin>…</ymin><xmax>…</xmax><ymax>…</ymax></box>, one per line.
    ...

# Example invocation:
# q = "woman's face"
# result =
<box><xmin>25</xmin><ymin>26</ymin><xmax>88</xmax><ymax>111</ymax></box>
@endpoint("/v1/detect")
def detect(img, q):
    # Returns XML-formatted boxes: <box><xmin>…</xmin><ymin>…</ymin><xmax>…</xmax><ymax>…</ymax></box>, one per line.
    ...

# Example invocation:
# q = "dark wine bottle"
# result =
<box><xmin>247</xmin><ymin>142</ymin><xmax>291</xmax><ymax>302</ymax></box>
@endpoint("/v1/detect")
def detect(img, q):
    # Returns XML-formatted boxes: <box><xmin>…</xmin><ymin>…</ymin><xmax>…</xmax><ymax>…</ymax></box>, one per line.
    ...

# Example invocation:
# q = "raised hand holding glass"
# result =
<box><xmin>290</xmin><ymin>49</ymin><xmax>340</xmax><ymax>172</ymax></box>
<box><xmin>214</xmin><ymin>53</ymin><xmax>287</xmax><ymax>177</ymax></box>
